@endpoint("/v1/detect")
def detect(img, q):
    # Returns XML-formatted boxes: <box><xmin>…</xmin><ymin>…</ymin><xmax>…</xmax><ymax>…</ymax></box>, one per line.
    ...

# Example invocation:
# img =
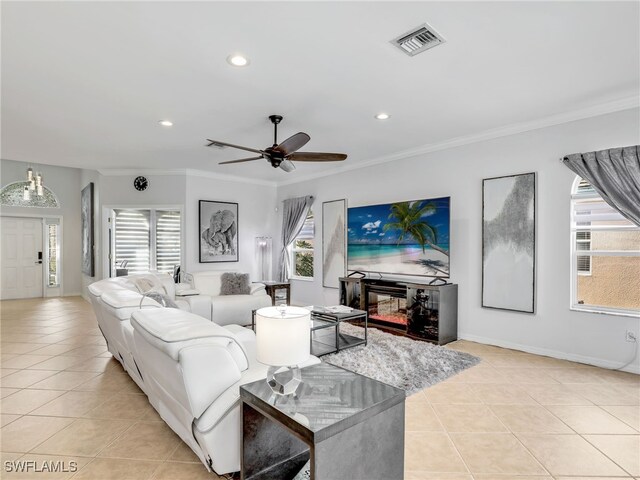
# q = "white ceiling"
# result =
<box><xmin>2</xmin><ymin>2</ymin><xmax>638</xmax><ymax>183</ymax></box>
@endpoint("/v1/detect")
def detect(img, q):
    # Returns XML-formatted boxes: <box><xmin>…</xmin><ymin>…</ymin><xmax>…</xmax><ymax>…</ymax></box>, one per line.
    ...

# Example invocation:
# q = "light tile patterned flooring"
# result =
<box><xmin>0</xmin><ymin>297</ymin><xmax>638</xmax><ymax>479</ymax></box>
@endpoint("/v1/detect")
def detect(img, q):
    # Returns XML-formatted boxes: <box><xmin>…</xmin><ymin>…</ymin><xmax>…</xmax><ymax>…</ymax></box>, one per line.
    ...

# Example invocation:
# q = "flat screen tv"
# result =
<box><xmin>347</xmin><ymin>196</ymin><xmax>450</xmax><ymax>278</ymax></box>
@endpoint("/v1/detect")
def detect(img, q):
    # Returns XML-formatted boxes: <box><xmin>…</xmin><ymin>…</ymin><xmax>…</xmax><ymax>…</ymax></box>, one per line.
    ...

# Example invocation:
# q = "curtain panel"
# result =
<box><xmin>563</xmin><ymin>145</ymin><xmax>640</xmax><ymax>226</ymax></box>
<box><xmin>278</xmin><ymin>195</ymin><xmax>314</xmax><ymax>282</ymax></box>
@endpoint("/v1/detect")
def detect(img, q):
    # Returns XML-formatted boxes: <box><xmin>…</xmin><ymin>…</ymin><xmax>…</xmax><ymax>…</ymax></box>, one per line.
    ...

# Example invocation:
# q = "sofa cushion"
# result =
<box><xmin>101</xmin><ymin>290</ymin><xmax>162</xmax><ymax>320</ymax></box>
<box><xmin>131</xmin><ymin>309</ymin><xmax>248</xmax><ymax>369</ymax></box>
<box><xmin>191</xmin><ymin>271</ymin><xmax>228</xmax><ymax>297</ymax></box>
<box><xmin>220</xmin><ymin>273</ymin><xmax>250</xmax><ymax>295</ymax></box>
<box><xmin>88</xmin><ymin>277</ymin><xmax>135</xmax><ymax>297</ymax></box>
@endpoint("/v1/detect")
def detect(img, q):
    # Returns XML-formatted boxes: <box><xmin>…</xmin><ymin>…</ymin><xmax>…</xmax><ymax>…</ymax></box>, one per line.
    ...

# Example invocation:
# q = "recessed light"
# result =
<box><xmin>158</xmin><ymin>120</ymin><xmax>173</xmax><ymax>127</ymax></box>
<box><xmin>375</xmin><ymin>113</ymin><xmax>390</xmax><ymax>120</ymax></box>
<box><xmin>227</xmin><ymin>54</ymin><xmax>249</xmax><ymax>67</ymax></box>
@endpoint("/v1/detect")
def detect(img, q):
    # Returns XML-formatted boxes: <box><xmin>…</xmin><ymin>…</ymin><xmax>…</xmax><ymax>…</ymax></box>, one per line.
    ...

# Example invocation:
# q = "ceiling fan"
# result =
<box><xmin>206</xmin><ymin>115</ymin><xmax>347</xmax><ymax>173</ymax></box>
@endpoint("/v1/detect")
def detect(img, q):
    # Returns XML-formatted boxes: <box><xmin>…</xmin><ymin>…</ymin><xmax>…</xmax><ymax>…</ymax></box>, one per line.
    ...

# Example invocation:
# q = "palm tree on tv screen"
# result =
<box><xmin>383</xmin><ymin>201</ymin><xmax>449</xmax><ymax>256</ymax></box>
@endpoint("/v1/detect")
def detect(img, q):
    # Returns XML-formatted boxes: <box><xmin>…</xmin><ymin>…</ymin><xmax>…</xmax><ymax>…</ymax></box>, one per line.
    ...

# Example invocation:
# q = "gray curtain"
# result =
<box><xmin>563</xmin><ymin>145</ymin><xmax>640</xmax><ymax>226</ymax></box>
<box><xmin>278</xmin><ymin>195</ymin><xmax>314</xmax><ymax>282</ymax></box>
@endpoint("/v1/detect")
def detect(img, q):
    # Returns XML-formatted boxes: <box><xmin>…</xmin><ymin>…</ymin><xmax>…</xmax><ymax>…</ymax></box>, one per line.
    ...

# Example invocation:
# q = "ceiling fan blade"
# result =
<box><xmin>219</xmin><ymin>156</ymin><xmax>263</xmax><ymax>165</ymax></box>
<box><xmin>206</xmin><ymin>139</ymin><xmax>264</xmax><ymax>155</ymax></box>
<box><xmin>279</xmin><ymin>160</ymin><xmax>296</xmax><ymax>173</ymax></box>
<box><xmin>288</xmin><ymin>152</ymin><xmax>347</xmax><ymax>162</ymax></box>
<box><xmin>273</xmin><ymin>132</ymin><xmax>310</xmax><ymax>156</ymax></box>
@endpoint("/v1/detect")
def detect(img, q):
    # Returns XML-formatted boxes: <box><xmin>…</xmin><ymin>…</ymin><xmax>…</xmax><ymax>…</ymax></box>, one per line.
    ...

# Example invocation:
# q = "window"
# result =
<box><xmin>570</xmin><ymin>178</ymin><xmax>640</xmax><ymax>315</ymax></box>
<box><xmin>155</xmin><ymin>210</ymin><xmax>182</xmax><ymax>274</ymax></box>
<box><xmin>290</xmin><ymin>211</ymin><xmax>314</xmax><ymax>279</ymax></box>
<box><xmin>113</xmin><ymin>209</ymin><xmax>182</xmax><ymax>275</ymax></box>
<box><xmin>46</xmin><ymin>221</ymin><xmax>60</xmax><ymax>287</ymax></box>
<box><xmin>576</xmin><ymin>231</ymin><xmax>591</xmax><ymax>274</ymax></box>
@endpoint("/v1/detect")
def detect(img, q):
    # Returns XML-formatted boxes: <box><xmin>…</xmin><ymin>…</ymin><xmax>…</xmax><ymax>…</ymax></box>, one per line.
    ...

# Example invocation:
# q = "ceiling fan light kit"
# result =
<box><xmin>206</xmin><ymin>115</ymin><xmax>347</xmax><ymax>173</ymax></box>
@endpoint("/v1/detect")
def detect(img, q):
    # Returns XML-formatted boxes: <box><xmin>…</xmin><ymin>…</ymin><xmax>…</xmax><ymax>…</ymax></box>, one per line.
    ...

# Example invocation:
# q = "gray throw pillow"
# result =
<box><xmin>144</xmin><ymin>291</ymin><xmax>179</xmax><ymax>309</ymax></box>
<box><xmin>220</xmin><ymin>273</ymin><xmax>251</xmax><ymax>295</ymax></box>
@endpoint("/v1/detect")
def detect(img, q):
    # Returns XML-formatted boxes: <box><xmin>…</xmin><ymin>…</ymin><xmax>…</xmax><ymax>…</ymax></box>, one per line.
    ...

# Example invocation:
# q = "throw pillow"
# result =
<box><xmin>131</xmin><ymin>276</ymin><xmax>163</xmax><ymax>294</ymax></box>
<box><xmin>143</xmin><ymin>291</ymin><xmax>179</xmax><ymax>309</ymax></box>
<box><xmin>220</xmin><ymin>272</ymin><xmax>251</xmax><ymax>295</ymax></box>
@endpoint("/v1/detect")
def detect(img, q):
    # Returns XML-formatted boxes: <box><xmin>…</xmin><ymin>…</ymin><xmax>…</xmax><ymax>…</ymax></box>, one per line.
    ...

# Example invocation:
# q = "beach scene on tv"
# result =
<box><xmin>347</xmin><ymin>197</ymin><xmax>450</xmax><ymax>278</ymax></box>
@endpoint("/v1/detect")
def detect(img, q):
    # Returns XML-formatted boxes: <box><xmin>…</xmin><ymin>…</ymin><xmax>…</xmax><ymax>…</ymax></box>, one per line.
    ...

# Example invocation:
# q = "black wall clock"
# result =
<box><xmin>133</xmin><ymin>176</ymin><xmax>149</xmax><ymax>191</ymax></box>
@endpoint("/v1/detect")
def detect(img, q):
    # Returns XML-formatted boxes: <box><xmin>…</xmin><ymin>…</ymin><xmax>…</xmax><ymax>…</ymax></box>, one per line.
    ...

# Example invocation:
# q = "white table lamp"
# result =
<box><xmin>256</xmin><ymin>306</ymin><xmax>311</xmax><ymax>396</ymax></box>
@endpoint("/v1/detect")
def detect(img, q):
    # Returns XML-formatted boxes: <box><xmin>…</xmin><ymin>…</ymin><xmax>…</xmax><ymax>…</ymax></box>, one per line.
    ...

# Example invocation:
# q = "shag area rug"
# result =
<box><xmin>322</xmin><ymin>323</ymin><xmax>480</xmax><ymax>395</ymax></box>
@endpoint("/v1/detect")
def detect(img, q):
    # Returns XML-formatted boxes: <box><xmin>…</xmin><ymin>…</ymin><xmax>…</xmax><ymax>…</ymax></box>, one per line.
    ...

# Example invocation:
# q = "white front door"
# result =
<box><xmin>1</xmin><ymin>217</ymin><xmax>44</xmax><ymax>299</ymax></box>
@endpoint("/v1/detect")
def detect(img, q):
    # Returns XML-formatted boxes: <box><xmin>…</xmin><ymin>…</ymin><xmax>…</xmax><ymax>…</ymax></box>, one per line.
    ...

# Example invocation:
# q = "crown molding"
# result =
<box><xmin>277</xmin><ymin>95</ymin><xmax>640</xmax><ymax>187</ymax></box>
<box><xmin>98</xmin><ymin>168</ymin><xmax>277</xmax><ymax>187</ymax></box>
<box><xmin>98</xmin><ymin>168</ymin><xmax>186</xmax><ymax>176</ymax></box>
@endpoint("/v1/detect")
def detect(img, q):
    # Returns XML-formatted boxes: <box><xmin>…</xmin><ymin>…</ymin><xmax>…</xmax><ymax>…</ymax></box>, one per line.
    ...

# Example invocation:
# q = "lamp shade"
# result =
<box><xmin>256</xmin><ymin>306</ymin><xmax>310</xmax><ymax>367</ymax></box>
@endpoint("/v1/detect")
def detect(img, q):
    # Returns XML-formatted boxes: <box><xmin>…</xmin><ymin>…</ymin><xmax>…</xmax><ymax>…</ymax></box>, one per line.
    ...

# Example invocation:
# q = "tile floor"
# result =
<box><xmin>1</xmin><ymin>297</ymin><xmax>638</xmax><ymax>480</ymax></box>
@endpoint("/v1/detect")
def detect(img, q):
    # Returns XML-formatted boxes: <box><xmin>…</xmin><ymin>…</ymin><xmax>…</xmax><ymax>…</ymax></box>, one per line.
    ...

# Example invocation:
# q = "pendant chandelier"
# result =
<box><xmin>0</xmin><ymin>166</ymin><xmax>59</xmax><ymax>208</ymax></box>
<box><xmin>23</xmin><ymin>167</ymin><xmax>44</xmax><ymax>200</ymax></box>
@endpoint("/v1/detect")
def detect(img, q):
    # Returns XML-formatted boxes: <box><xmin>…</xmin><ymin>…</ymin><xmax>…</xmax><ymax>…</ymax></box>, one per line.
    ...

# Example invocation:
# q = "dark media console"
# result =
<box><xmin>339</xmin><ymin>276</ymin><xmax>458</xmax><ymax>345</ymax></box>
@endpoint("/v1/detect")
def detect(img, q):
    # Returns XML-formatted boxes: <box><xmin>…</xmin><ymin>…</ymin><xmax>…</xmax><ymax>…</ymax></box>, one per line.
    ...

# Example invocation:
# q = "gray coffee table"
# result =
<box><xmin>240</xmin><ymin>362</ymin><xmax>405</xmax><ymax>480</ymax></box>
<box><xmin>310</xmin><ymin>307</ymin><xmax>368</xmax><ymax>357</ymax></box>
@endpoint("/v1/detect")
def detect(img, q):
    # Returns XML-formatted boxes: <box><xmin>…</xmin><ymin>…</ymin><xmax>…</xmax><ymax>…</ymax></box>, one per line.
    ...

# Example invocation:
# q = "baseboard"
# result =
<box><xmin>458</xmin><ymin>332</ymin><xmax>640</xmax><ymax>374</ymax></box>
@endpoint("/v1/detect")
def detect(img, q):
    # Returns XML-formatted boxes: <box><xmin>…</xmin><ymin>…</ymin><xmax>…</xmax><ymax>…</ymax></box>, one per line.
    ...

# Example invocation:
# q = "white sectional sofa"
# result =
<box><xmin>88</xmin><ymin>273</ymin><xmax>319</xmax><ymax>475</ymax></box>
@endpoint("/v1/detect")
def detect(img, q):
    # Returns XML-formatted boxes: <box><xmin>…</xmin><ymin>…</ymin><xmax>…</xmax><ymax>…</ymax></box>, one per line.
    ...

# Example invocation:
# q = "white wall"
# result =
<box><xmin>276</xmin><ymin>108</ymin><xmax>640</xmax><ymax>372</ymax></box>
<box><xmin>98</xmin><ymin>172</ymin><xmax>278</xmax><ymax>281</ymax></box>
<box><xmin>184</xmin><ymin>174</ymin><xmax>278</xmax><ymax>279</ymax></box>
<box><xmin>0</xmin><ymin>159</ymin><xmax>84</xmax><ymax>296</ymax></box>
<box><xmin>100</xmin><ymin>174</ymin><xmax>187</xmax><ymax>206</ymax></box>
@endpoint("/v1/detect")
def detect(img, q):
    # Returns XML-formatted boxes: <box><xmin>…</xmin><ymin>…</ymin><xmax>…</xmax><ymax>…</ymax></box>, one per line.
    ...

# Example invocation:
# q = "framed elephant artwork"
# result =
<box><xmin>199</xmin><ymin>200</ymin><xmax>239</xmax><ymax>263</ymax></box>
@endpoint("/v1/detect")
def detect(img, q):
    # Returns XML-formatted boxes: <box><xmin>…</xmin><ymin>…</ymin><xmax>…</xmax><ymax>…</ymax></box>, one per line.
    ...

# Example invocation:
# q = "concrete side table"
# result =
<box><xmin>240</xmin><ymin>363</ymin><xmax>405</xmax><ymax>480</ymax></box>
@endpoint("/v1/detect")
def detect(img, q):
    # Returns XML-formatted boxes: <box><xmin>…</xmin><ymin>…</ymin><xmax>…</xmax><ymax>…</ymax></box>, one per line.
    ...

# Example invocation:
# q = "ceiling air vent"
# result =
<box><xmin>391</xmin><ymin>23</ymin><xmax>445</xmax><ymax>57</ymax></box>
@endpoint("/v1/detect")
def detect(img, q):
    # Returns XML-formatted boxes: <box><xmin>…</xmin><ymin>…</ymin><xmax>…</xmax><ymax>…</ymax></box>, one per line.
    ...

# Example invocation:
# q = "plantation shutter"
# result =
<box><xmin>114</xmin><ymin>209</ymin><xmax>151</xmax><ymax>274</ymax></box>
<box><xmin>575</xmin><ymin>231</ymin><xmax>591</xmax><ymax>273</ymax></box>
<box><xmin>297</xmin><ymin>213</ymin><xmax>315</xmax><ymax>240</ymax></box>
<box><xmin>572</xmin><ymin>196</ymin><xmax>635</xmax><ymax>230</ymax></box>
<box><xmin>156</xmin><ymin>210</ymin><xmax>181</xmax><ymax>274</ymax></box>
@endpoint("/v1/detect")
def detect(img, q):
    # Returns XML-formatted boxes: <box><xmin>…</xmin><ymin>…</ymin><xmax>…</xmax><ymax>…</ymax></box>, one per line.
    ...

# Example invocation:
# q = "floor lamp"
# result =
<box><xmin>255</xmin><ymin>236</ymin><xmax>272</xmax><ymax>282</ymax></box>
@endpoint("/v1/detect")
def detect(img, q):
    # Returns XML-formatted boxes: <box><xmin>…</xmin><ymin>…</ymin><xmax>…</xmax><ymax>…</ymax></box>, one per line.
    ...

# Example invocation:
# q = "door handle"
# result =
<box><xmin>35</xmin><ymin>261</ymin><xmax>42</xmax><ymax>264</ymax></box>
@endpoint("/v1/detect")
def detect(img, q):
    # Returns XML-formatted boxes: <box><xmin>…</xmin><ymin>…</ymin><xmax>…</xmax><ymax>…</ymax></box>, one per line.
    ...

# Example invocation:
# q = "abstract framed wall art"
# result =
<box><xmin>322</xmin><ymin>199</ymin><xmax>347</xmax><ymax>288</ymax></box>
<box><xmin>199</xmin><ymin>200</ymin><xmax>238</xmax><ymax>263</ymax></box>
<box><xmin>482</xmin><ymin>172</ymin><xmax>536</xmax><ymax>313</ymax></box>
<box><xmin>81</xmin><ymin>182</ymin><xmax>95</xmax><ymax>277</ymax></box>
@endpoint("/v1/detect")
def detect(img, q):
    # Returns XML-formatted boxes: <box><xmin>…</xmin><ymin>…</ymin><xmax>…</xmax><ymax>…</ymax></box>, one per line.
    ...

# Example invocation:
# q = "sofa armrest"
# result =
<box><xmin>224</xmin><ymin>325</ymin><xmax>257</xmax><ymax>364</ymax></box>
<box><xmin>180</xmin><ymin>345</ymin><xmax>243</xmax><ymax>418</ymax></box>
<box><xmin>250</xmin><ymin>283</ymin><xmax>266</xmax><ymax>295</ymax></box>
<box><xmin>210</xmin><ymin>295</ymin><xmax>272</xmax><ymax>326</ymax></box>
<box><xmin>182</xmin><ymin>294</ymin><xmax>213</xmax><ymax>321</ymax></box>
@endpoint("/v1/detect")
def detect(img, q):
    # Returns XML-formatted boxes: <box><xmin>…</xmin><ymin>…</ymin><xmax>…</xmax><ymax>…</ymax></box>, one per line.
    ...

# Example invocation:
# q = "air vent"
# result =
<box><xmin>391</xmin><ymin>23</ymin><xmax>445</xmax><ymax>57</ymax></box>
